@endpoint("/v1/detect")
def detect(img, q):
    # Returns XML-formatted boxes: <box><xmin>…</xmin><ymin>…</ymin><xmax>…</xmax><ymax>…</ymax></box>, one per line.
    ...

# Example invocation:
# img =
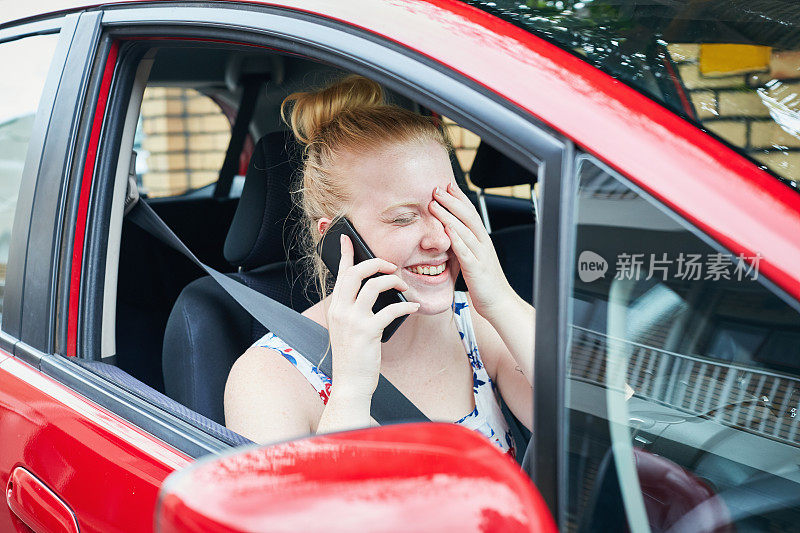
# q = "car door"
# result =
<box><xmin>2</xmin><ymin>2</ymin><xmax>558</xmax><ymax>531</ymax></box>
<box><xmin>0</xmin><ymin>11</ymin><xmax>194</xmax><ymax>533</ymax></box>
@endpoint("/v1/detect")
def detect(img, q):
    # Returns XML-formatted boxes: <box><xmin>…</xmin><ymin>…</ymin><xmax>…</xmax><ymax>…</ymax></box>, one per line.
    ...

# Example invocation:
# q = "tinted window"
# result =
<box><xmin>0</xmin><ymin>32</ymin><xmax>59</xmax><ymax>321</ymax></box>
<box><xmin>564</xmin><ymin>155</ymin><xmax>800</xmax><ymax>532</ymax></box>
<box><xmin>465</xmin><ymin>0</ymin><xmax>800</xmax><ymax>188</ymax></box>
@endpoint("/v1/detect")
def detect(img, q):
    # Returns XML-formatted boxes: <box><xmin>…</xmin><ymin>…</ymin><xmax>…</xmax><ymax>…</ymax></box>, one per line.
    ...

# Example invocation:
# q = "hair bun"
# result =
<box><xmin>282</xmin><ymin>75</ymin><xmax>385</xmax><ymax>145</ymax></box>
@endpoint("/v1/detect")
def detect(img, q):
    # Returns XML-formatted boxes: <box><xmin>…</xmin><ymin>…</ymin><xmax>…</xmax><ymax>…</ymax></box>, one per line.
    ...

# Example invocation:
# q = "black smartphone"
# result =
<box><xmin>317</xmin><ymin>217</ymin><xmax>409</xmax><ymax>342</ymax></box>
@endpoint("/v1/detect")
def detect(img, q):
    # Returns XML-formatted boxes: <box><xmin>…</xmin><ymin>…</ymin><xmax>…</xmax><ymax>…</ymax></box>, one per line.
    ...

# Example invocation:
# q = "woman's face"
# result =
<box><xmin>322</xmin><ymin>138</ymin><xmax>458</xmax><ymax>315</ymax></box>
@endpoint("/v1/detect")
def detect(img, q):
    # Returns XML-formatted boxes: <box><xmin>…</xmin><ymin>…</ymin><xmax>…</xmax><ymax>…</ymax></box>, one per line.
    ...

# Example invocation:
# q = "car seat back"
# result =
<box><xmin>162</xmin><ymin>131</ymin><xmax>319</xmax><ymax>424</ymax></box>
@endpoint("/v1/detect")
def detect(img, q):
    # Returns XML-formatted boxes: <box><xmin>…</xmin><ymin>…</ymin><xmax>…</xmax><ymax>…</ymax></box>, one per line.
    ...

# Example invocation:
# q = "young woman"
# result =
<box><xmin>224</xmin><ymin>75</ymin><xmax>534</xmax><ymax>456</ymax></box>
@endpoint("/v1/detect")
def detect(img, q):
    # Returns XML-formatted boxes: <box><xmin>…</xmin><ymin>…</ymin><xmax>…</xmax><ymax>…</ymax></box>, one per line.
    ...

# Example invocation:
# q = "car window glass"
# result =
<box><xmin>0</xmin><ymin>32</ymin><xmax>59</xmax><ymax>322</ymax></box>
<box><xmin>564</xmin><ymin>154</ymin><xmax>800</xmax><ymax>532</ymax></box>
<box><xmin>467</xmin><ymin>0</ymin><xmax>800</xmax><ymax>189</ymax></box>
<box><xmin>135</xmin><ymin>87</ymin><xmax>232</xmax><ymax>198</ymax></box>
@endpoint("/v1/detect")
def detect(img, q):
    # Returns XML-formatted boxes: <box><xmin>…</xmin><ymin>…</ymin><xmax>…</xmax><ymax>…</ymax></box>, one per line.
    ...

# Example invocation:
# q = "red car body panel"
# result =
<box><xmin>0</xmin><ymin>354</ymin><xmax>191</xmax><ymax>532</ymax></box>
<box><xmin>157</xmin><ymin>423</ymin><xmax>557</xmax><ymax>533</ymax></box>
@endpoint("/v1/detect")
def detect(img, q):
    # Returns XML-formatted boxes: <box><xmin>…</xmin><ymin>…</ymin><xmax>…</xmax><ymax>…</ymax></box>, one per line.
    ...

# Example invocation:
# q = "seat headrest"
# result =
<box><xmin>469</xmin><ymin>141</ymin><xmax>536</xmax><ymax>189</ymax></box>
<box><xmin>224</xmin><ymin>130</ymin><xmax>304</xmax><ymax>270</ymax></box>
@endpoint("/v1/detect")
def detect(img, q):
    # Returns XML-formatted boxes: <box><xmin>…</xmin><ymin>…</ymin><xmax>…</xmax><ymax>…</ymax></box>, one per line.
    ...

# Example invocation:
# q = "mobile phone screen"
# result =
<box><xmin>317</xmin><ymin>218</ymin><xmax>409</xmax><ymax>342</ymax></box>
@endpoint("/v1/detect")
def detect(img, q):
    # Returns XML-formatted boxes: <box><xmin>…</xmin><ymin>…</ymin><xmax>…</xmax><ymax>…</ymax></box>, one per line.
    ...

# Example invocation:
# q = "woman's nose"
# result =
<box><xmin>420</xmin><ymin>216</ymin><xmax>450</xmax><ymax>251</ymax></box>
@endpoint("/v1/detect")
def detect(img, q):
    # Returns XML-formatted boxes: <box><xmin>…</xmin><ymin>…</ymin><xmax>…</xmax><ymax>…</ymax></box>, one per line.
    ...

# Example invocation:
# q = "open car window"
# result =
<box><xmin>445</xmin><ymin>116</ymin><xmax>533</xmax><ymax>201</ymax></box>
<box><xmin>135</xmin><ymin>87</ymin><xmax>242</xmax><ymax>199</ymax></box>
<box><xmin>86</xmin><ymin>39</ymin><xmax>540</xmax><ymax>457</ymax></box>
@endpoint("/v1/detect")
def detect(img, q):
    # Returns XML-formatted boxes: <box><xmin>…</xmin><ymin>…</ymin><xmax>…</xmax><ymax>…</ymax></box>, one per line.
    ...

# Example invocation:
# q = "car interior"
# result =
<box><xmin>85</xmin><ymin>42</ymin><xmax>538</xmax><ymax>453</ymax></box>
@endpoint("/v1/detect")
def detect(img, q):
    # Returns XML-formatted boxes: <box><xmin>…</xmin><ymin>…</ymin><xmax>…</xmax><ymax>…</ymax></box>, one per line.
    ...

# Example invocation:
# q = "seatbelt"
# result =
<box><xmin>214</xmin><ymin>76</ymin><xmax>261</xmax><ymax>199</ymax></box>
<box><xmin>127</xmin><ymin>200</ymin><xmax>429</xmax><ymax>424</ymax></box>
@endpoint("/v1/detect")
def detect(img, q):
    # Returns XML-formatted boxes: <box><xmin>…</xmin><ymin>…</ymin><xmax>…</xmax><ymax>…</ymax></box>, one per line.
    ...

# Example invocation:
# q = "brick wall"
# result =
<box><xmin>669</xmin><ymin>44</ymin><xmax>800</xmax><ymax>185</ymax></box>
<box><xmin>138</xmin><ymin>87</ymin><xmax>231</xmax><ymax>197</ymax></box>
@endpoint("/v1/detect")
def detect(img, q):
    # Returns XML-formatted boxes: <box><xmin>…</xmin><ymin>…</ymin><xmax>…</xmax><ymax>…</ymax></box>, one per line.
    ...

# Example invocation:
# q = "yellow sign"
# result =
<box><xmin>699</xmin><ymin>44</ymin><xmax>771</xmax><ymax>76</ymax></box>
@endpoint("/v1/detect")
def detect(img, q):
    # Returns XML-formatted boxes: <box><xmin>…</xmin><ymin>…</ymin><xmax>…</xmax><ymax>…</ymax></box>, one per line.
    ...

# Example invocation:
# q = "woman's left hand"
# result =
<box><xmin>429</xmin><ymin>183</ymin><xmax>514</xmax><ymax>322</ymax></box>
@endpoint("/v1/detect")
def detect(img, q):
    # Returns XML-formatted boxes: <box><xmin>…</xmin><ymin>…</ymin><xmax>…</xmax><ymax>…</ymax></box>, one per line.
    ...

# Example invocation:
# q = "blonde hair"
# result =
<box><xmin>281</xmin><ymin>75</ymin><xmax>451</xmax><ymax>296</ymax></box>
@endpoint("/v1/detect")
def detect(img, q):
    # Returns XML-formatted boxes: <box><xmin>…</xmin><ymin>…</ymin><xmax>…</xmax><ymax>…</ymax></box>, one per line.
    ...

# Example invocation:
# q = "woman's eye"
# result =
<box><xmin>392</xmin><ymin>215</ymin><xmax>415</xmax><ymax>225</ymax></box>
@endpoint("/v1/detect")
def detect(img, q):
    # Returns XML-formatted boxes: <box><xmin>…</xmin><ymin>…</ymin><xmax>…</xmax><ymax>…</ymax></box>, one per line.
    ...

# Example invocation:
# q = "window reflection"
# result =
<box><xmin>565</xmin><ymin>155</ymin><xmax>800</xmax><ymax>532</ymax></box>
<box><xmin>467</xmin><ymin>0</ymin><xmax>800</xmax><ymax>187</ymax></box>
<box><xmin>0</xmin><ymin>32</ymin><xmax>59</xmax><ymax>321</ymax></box>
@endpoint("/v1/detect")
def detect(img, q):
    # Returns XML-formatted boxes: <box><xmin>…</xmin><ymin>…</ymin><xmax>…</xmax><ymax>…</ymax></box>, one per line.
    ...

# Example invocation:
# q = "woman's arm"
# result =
<box><xmin>430</xmin><ymin>183</ymin><xmax>535</xmax><ymax>428</ymax></box>
<box><xmin>315</xmin><ymin>234</ymin><xmax>419</xmax><ymax>434</ymax></box>
<box><xmin>226</xmin><ymin>236</ymin><xmax>416</xmax><ymax>441</ymax></box>
<box><xmin>224</xmin><ymin>346</ymin><xmax>316</xmax><ymax>444</ymax></box>
<box><xmin>429</xmin><ymin>184</ymin><xmax>536</xmax><ymax>382</ymax></box>
<box><xmin>469</xmin><ymin>297</ymin><xmax>534</xmax><ymax>430</ymax></box>
<box><xmin>476</xmin><ymin>290</ymin><xmax>535</xmax><ymax>385</ymax></box>
<box><xmin>315</xmin><ymin>388</ymin><xmax>376</xmax><ymax>433</ymax></box>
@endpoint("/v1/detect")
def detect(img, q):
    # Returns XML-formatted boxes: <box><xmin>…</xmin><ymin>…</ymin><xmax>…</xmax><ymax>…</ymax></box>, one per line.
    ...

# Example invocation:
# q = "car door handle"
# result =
<box><xmin>6</xmin><ymin>467</ymin><xmax>79</xmax><ymax>533</ymax></box>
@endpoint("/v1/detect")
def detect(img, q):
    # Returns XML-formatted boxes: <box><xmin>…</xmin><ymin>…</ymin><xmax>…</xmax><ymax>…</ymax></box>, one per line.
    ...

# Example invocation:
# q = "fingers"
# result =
<box><xmin>335</xmin><ymin>256</ymin><xmax>398</xmax><ymax>301</ymax></box>
<box><xmin>330</xmin><ymin>235</ymin><xmax>354</xmax><ymax>302</ymax></box>
<box><xmin>447</xmin><ymin>181</ymin><xmax>471</xmax><ymax>202</ymax></box>
<box><xmin>445</xmin><ymin>224</ymin><xmax>477</xmax><ymax>264</ymax></box>
<box><xmin>338</xmin><ymin>234</ymin><xmax>354</xmax><ymax>273</ymax></box>
<box><xmin>373</xmin><ymin>301</ymin><xmax>420</xmax><ymax>329</ymax></box>
<box><xmin>429</xmin><ymin>199</ymin><xmax>481</xmax><ymax>251</ymax></box>
<box><xmin>350</xmin><ymin>257</ymin><xmax>398</xmax><ymax>280</ymax></box>
<box><xmin>357</xmin><ymin>274</ymin><xmax>408</xmax><ymax>310</ymax></box>
<box><xmin>432</xmin><ymin>184</ymin><xmax>487</xmax><ymax>239</ymax></box>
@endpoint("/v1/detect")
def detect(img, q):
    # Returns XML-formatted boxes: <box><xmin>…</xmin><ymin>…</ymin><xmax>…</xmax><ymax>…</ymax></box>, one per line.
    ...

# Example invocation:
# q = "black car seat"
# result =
<box><xmin>162</xmin><ymin>130</ymin><xmax>320</xmax><ymax>425</ymax></box>
<box><xmin>469</xmin><ymin>141</ymin><xmax>537</xmax><ymax>304</ymax></box>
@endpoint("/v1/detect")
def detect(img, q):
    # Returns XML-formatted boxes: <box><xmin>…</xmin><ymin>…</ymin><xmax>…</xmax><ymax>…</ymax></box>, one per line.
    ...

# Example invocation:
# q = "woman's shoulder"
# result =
<box><xmin>227</xmin><ymin>341</ymin><xmax>307</xmax><ymax>393</ymax></box>
<box><xmin>224</xmin><ymin>343</ymin><xmax>320</xmax><ymax>443</ymax></box>
<box><xmin>225</xmin><ymin>341</ymin><xmax>321</xmax><ymax>418</ymax></box>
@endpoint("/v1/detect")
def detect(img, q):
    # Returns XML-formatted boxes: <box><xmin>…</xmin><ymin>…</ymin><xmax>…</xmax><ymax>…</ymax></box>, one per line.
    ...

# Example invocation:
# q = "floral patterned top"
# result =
<box><xmin>252</xmin><ymin>291</ymin><xmax>516</xmax><ymax>457</ymax></box>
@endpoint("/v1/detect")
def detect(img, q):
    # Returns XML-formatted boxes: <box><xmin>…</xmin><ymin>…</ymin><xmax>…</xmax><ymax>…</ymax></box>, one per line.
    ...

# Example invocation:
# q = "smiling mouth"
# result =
<box><xmin>405</xmin><ymin>262</ymin><xmax>447</xmax><ymax>276</ymax></box>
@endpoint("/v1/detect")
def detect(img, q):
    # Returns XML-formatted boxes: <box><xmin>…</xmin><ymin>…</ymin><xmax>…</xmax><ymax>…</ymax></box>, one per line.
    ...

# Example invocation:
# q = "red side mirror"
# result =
<box><xmin>155</xmin><ymin>423</ymin><xmax>556</xmax><ymax>532</ymax></box>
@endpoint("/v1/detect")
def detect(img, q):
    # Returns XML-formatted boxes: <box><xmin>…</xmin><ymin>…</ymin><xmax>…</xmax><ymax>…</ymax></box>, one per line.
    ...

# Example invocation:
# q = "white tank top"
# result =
<box><xmin>252</xmin><ymin>291</ymin><xmax>516</xmax><ymax>457</ymax></box>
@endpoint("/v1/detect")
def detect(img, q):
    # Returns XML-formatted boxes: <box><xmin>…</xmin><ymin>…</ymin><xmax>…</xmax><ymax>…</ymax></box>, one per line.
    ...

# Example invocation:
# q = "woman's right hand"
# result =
<box><xmin>325</xmin><ymin>234</ymin><xmax>420</xmax><ymax>400</ymax></box>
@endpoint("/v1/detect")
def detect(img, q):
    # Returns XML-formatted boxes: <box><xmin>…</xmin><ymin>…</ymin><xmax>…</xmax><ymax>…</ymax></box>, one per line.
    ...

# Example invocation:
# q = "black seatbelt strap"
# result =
<box><xmin>128</xmin><ymin>200</ymin><xmax>428</xmax><ymax>424</ymax></box>
<box><xmin>214</xmin><ymin>76</ymin><xmax>261</xmax><ymax>199</ymax></box>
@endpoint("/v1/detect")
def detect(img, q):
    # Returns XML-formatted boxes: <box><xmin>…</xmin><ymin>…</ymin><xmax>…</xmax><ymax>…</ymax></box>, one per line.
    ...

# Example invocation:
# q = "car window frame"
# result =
<box><xmin>30</xmin><ymin>4</ymin><xmax>568</xmax><ymax>461</ymax></box>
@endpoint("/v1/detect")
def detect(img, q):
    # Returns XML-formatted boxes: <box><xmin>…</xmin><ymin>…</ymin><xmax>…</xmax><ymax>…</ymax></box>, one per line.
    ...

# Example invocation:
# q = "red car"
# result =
<box><xmin>2</xmin><ymin>1</ymin><xmax>799</xmax><ymax>531</ymax></box>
